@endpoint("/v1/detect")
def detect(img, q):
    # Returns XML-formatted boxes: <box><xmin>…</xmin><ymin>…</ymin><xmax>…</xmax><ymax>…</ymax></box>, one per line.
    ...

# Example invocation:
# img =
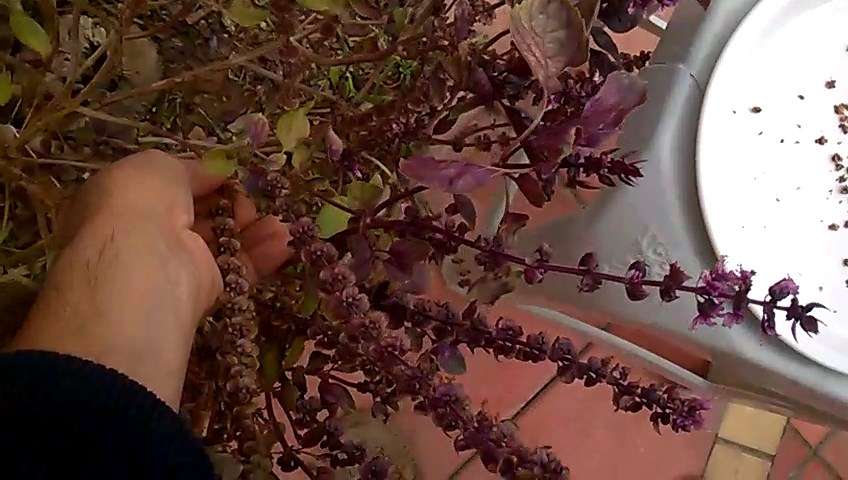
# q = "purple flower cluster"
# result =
<box><xmin>377</xmin><ymin>213</ymin><xmax>826</xmax><ymax>348</ymax></box>
<box><xmin>390</xmin><ymin>294</ymin><xmax>708</xmax><ymax>435</ymax></box>
<box><xmin>692</xmin><ymin>258</ymin><xmax>756</xmax><ymax>328</ymax></box>
<box><xmin>287</xmin><ymin>221</ymin><xmax>584</xmax><ymax>478</ymax></box>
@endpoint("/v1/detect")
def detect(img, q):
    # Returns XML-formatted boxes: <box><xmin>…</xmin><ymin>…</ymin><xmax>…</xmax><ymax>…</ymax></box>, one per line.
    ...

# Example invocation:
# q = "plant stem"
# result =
<box><xmin>319</xmin><ymin>196</ymin><xmax>360</xmax><ymax>216</ymax></box>
<box><xmin>481</xmin><ymin>29</ymin><xmax>510</xmax><ymax>51</ymax></box>
<box><xmin>76</xmin><ymin>107</ymin><xmax>215</xmax><ymax>150</ymax></box>
<box><xmin>92</xmin><ymin>38</ymin><xmax>287</xmax><ymax>111</ymax></box>
<box><xmin>17</xmin><ymin>0</ymin><xmax>144</xmax><ymax>146</ymax></box>
<box><xmin>124</xmin><ymin>0</ymin><xmax>197</xmax><ymax>40</ymax></box>
<box><xmin>325</xmin><ymin>373</ymin><xmax>361</xmax><ymax>389</ymax></box>
<box><xmin>373</xmin><ymin>186</ymin><xmax>428</xmax><ymax>215</ymax></box>
<box><xmin>292</xmin><ymin>34</ymin><xmax>434</xmax><ymax>67</ymax></box>
<box><xmin>498</xmin><ymin>104</ymin><xmax>546</xmax><ymax>163</ymax></box>
<box><xmin>370</xmin><ymin>219</ymin><xmax>792</xmax><ymax>313</ymax></box>
<box><xmin>264</xmin><ymin>391</ymin><xmax>317</xmax><ymax>480</ymax></box>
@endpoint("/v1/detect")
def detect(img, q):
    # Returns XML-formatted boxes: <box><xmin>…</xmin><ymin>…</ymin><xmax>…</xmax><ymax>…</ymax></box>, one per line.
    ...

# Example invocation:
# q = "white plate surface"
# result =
<box><xmin>698</xmin><ymin>0</ymin><xmax>848</xmax><ymax>374</ymax></box>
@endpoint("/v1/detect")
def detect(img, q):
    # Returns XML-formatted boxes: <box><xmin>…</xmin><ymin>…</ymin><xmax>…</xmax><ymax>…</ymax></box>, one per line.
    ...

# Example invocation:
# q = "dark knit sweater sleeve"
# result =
<box><xmin>0</xmin><ymin>350</ymin><xmax>215</xmax><ymax>480</ymax></box>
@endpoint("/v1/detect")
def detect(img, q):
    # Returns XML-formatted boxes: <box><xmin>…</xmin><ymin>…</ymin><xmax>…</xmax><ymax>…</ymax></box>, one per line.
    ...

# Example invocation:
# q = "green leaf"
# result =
<box><xmin>392</xmin><ymin>7</ymin><xmax>409</xmax><ymax>26</ymax></box>
<box><xmin>266</xmin><ymin>153</ymin><xmax>287</xmax><ymax>171</ymax></box>
<box><xmin>300</xmin><ymin>273</ymin><xmax>319</xmax><ymax>316</ymax></box>
<box><xmin>207</xmin><ymin>449</ymin><xmax>243</xmax><ymax>480</ymax></box>
<box><xmin>296</xmin><ymin>0</ymin><xmax>348</xmax><ymax>14</ymax></box>
<box><xmin>0</xmin><ymin>222</ymin><xmax>12</xmax><ymax>245</ymax></box>
<box><xmin>227</xmin><ymin>0</ymin><xmax>270</xmax><ymax>27</ymax></box>
<box><xmin>278</xmin><ymin>378</ymin><xmax>299</xmax><ymax>410</ymax></box>
<box><xmin>316</xmin><ymin>200</ymin><xmax>352</xmax><ymax>238</ymax></box>
<box><xmin>276</xmin><ymin>107</ymin><xmax>310</xmax><ymax>152</ymax></box>
<box><xmin>201</xmin><ymin>149</ymin><xmax>237</xmax><ymax>176</ymax></box>
<box><xmin>283</xmin><ymin>336</ymin><xmax>306</xmax><ymax>368</ymax></box>
<box><xmin>260</xmin><ymin>341</ymin><xmax>282</xmax><ymax>390</ymax></box>
<box><xmin>0</xmin><ymin>71</ymin><xmax>12</xmax><ymax>106</ymax></box>
<box><xmin>347</xmin><ymin>181</ymin><xmax>383</xmax><ymax>210</ymax></box>
<box><xmin>10</xmin><ymin>10</ymin><xmax>52</xmax><ymax>57</ymax></box>
<box><xmin>328</xmin><ymin>66</ymin><xmax>343</xmax><ymax>86</ymax></box>
<box><xmin>291</xmin><ymin>143</ymin><xmax>311</xmax><ymax>171</ymax></box>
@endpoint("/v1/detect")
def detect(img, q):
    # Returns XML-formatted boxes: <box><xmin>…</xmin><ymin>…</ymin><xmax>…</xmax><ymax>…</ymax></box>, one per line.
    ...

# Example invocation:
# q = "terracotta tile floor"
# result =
<box><xmin>382</xmin><ymin>296</ymin><xmax>721</xmax><ymax>479</ymax></box>
<box><xmin>771</xmin><ymin>419</ymin><xmax>848</xmax><ymax>479</ymax></box>
<box><xmin>412</xmin><ymin>6</ymin><xmax>725</xmax><ymax>479</ymax></box>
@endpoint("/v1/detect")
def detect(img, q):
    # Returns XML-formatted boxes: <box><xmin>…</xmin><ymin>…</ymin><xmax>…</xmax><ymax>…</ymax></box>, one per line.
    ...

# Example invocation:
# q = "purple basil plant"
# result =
<box><xmin>188</xmin><ymin>0</ymin><xmax>826</xmax><ymax>478</ymax></box>
<box><xmin>3</xmin><ymin>0</ymin><xmax>825</xmax><ymax>478</ymax></box>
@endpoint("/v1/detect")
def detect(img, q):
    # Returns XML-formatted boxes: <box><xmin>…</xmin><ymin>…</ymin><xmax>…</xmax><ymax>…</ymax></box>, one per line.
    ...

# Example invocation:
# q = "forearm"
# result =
<box><xmin>0</xmin><ymin>350</ymin><xmax>214</xmax><ymax>479</ymax></box>
<box><xmin>12</xmin><ymin>219</ymin><xmax>199</xmax><ymax>409</ymax></box>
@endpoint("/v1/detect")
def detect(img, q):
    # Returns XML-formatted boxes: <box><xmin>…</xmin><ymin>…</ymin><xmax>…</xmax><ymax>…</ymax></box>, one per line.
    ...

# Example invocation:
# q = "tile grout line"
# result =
<box><xmin>448</xmin><ymin>323</ymin><xmax>613</xmax><ymax>479</ymax></box>
<box><xmin>810</xmin><ymin>430</ymin><xmax>842</xmax><ymax>480</ymax></box>
<box><xmin>712</xmin><ymin>437</ymin><xmax>776</xmax><ymax>462</ymax></box>
<box><xmin>705</xmin><ymin>404</ymin><xmax>790</xmax><ymax>479</ymax></box>
<box><xmin>785</xmin><ymin>424</ymin><xmax>817</xmax><ymax>479</ymax></box>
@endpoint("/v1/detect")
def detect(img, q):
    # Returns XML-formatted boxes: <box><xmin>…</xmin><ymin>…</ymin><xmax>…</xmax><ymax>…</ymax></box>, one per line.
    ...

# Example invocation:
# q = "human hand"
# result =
<box><xmin>11</xmin><ymin>150</ymin><xmax>291</xmax><ymax>409</ymax></box>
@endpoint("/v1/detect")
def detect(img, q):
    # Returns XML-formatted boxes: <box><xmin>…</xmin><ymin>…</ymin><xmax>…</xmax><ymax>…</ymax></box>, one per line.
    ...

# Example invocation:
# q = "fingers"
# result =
<box><xmin>194</xmin><ymin>193</ymin><xmax>258</xmax><ymax>232</ymax></box>
<box><xmin>240</xmin><ymin>216</ymin><xmax>293</xmax><ymax>278</ymax></box>
<box><xmin>181</xmin><ymin>230</ymin><xmax>225</xmax><ymax>313</ymax></box>
<box><xmin>193</xmin><ymin>213</ymin><xmax>292</xmax><ymax>281</ymax></box>
<box><xmin>182</xmin><ymin>159</ymin><xmax>228</xmax><ymax>198</ymax></box>
<box><xmin>57</xmin><ymin>150</ymin><xmax>190</xmax><ymax>246</ymax></box>
<box><xmin>192</xmin><ymin>194</ymin><xmax>259</xmax><ymax>246</ymax></box>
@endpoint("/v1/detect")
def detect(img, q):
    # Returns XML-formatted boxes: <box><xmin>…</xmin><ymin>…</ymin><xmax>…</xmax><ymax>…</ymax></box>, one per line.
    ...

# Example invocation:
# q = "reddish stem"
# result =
<box><xmin>265</xmin><ymin>391</ymin><xmax>317</xmax><ymax>480</ymax></box>
<box><xmin>369</xmin><ymin>219</ymin><xmax>790</xmax><ymax>313</ymax></box>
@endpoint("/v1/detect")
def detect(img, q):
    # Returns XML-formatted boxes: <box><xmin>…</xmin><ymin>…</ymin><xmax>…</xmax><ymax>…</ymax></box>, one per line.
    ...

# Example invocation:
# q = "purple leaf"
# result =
<box><xmin>433</xmin><ymin>97</ymin><xmax>485</xmax><ymax>135</ymax></box>
<box><xmin>300</xmin><ymin>425</ymin><xmax>327</xmax><ymax>448</ymax></box>
<box><xmin>326</xmin><ymin>127</ymin><xmax>344</xmax><ymax>161</ymax></box>
<box><xmin>501</xmin><ymin>104</ymin><xmax>533</xmax><ymax>136</ymax></box>
<box><xmin>371</xmin><ymin>401</ymin><xmax>390</xmax><ymax>422</ymax></box>
<box><xmin>498</xmin><ymin>211</ymin><xmax>530</xmax><ymax>241</ymax></box>
<box><xmin>470</xmin><ymin>66</ymin><xmax>495</xmax><ymax>102</ymax></box>
<box><xmin>432</xmin><ymin>343</ymin><xmax>467</xmax><ymax>375</ymax></box>
<box><xmin>348</xmin><ymin>234</ymin><xmax>373</xmax><ymax>281</ymax></box>
<box><xmin>228</xmin><ymin>113</ymin><xmax>270</xmax><ymax>147</ymax></box>
<box><xmin>388</xmin><ymin>238</ymin><xmax>432</xmax><ymax>274</ymax></box>
<box><xmin>454</xmin><ymin>0</ymin><xmax>473</xmax><ymax>41</ymax></box>
<box><xmin>403</xmin><ymin>263</ymin><xmax>431</xmax><ymax>294</ymax></box>
<box><xmin>509</xmin><ymin>0</ymin><xmax>588</xmax><ymax>93</ymax></box>
<box><xmin>385</xmin><ymin>261</ymin><xmax>429</xmax><ymax>294</ymax></box>
<box><xmin>599</xmin><ymin>0</ymin><xmax>645</xmax><ymax>33</ymax></box>
<box><xmin>768</xmin><ymin>277</ymin><xmax>799</xmax><ymax>302</ymax></box>
<box><xmin>433</xmin><ymin>113</ymin><xmax>461</xmax><ymax>137</ymax></box>
<box><xmin>479</xmin><ymin>442</ymin><xmax>502</xmax><ymax>472</ymax></box>
<box><xmin>578</xmin><ymin>252</ymin><xmax>599</xmax><ymax>271</ymax></box>
<box><xmin>399</xmin><ymin>155</ymin><xmax>499</xmax><ymax>193</ymax></box>
<box><xmin>590</xmin><ymin>25</ymin><xmax>620</xmax><ymax>61</ymax></box>
<box><xmin>577</xmin><ymin>71</ymin><xmax>647</xmax><ymax>147</ymax></box>
<box><xmin>531</xmin><ymin>122</ymin><xmax>577</xmax><ymax>151</ymax></box>
<box><xmin>318</xmin><ymin>380</ymin><xmax>355</xmax><ymax>410</ymax></box>
<box><xmin>503</xmin><ymin>105</ymin><xmax>565</xmax><ymax>174</ymax></box>
<box><xmin>513</xmin><ymin>172</ymin><xmax>547</xmax><ymax>208</ymax></box>
<box><xmin>305</xmin><ymin>351</ymin><xmax>331</xmax><ymax>374</ymax></box>
<box><xmin>451</xmin><ymin>194</ymin><xmax>477</xmax><ymax>230</ymax></box>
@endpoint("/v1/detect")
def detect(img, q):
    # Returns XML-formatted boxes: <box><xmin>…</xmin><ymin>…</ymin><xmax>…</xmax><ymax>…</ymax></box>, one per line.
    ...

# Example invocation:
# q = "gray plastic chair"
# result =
<box><xmin>458</xmin><ymin>0</ymin><xmax>848</xmax><ymax>427</ymax></box>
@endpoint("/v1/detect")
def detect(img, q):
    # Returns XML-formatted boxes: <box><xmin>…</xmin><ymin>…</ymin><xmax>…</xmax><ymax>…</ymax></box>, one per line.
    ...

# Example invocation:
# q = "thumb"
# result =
<box><xmin>181</xmin><ymin>229</ymin><xmax>224</xmax><ymax>318</ymax></box>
